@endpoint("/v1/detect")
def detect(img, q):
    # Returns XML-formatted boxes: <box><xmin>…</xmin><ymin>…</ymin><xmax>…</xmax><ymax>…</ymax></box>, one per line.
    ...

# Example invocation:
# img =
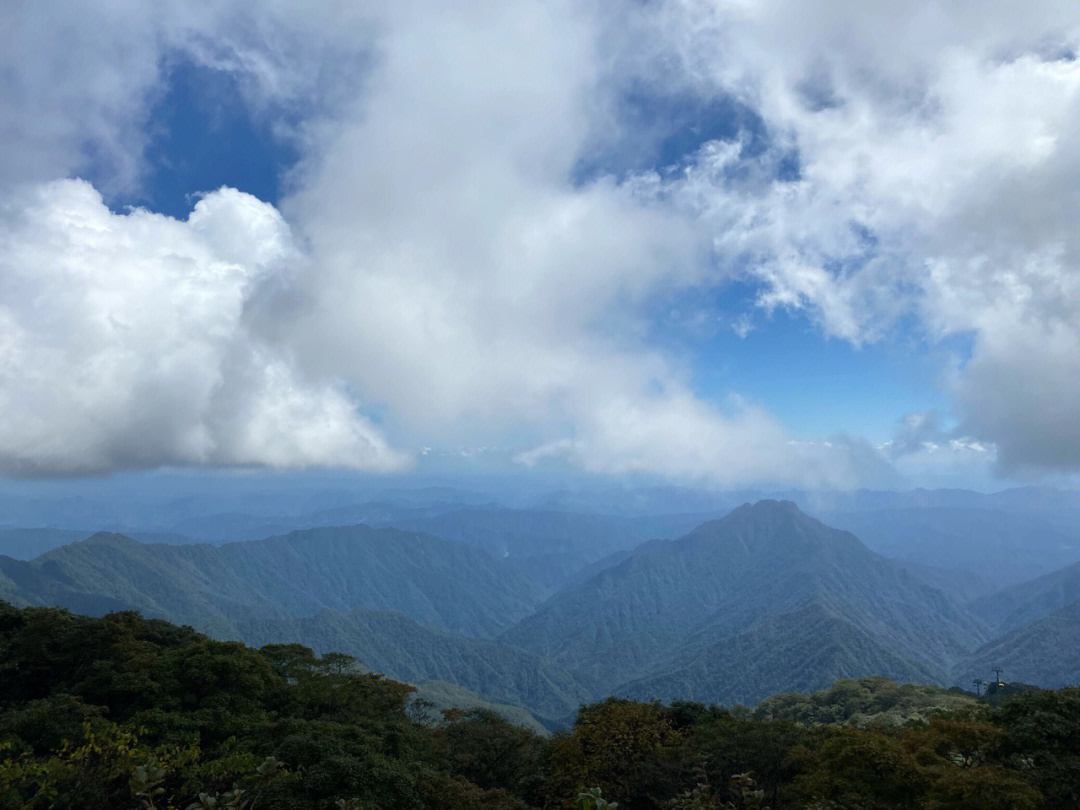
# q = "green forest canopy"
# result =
<box><xmin>1</xmin><ymin>601</ymin><xmax>1078</xmax><ymax>809</ymax></box>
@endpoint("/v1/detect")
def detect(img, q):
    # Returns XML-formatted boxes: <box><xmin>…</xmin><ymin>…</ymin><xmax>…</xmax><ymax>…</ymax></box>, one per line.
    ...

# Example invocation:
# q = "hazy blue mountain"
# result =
<box><xmin>503</xmin><ymin>501</ymin><xmax>990</xmax><ymax>697</ymax></box>
<box><xmin>954</xmin><ymin>598</ymin><xmax>1080</xmax><ymax>689</ymax></box>
<box><xmin>889</xmin><ymin>559</ymin><xmax>991</xmax><ymax>604</ymax></box>
<box><xmin>5</xmin><ymin>497</ymin><xmax>1072</xmax><ymax>720</ymax></box>
<box><xmin>817</xmin><ymin>506</ymin><xmax>1080</xmax><ymax>592</ymax></box>
<box><xmin>148</xmin><ymin>503</ymin><xmax>712</xmax><ymax>594</ymax></box>
<box><xmin>969</xmin><ymin>561</ymin><xmax>1080</xmax><ymax>633</ymax></box>
<box><xmin>0</xmin><ymin>525</ymin><xmax>545</xmax><ymax>638</ymax></box>
<box><xmin>238</xmin><ymin>607</ymin><xmax>591</xmax><ymax>724</ymax></box>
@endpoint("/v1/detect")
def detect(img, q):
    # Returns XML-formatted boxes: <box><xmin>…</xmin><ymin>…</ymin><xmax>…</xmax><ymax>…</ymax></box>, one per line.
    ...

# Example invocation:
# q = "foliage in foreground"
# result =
<box><xmin>1</xmin><ymin>602</ymin><xmax>1079</xmax><ymax>809</ymax></box>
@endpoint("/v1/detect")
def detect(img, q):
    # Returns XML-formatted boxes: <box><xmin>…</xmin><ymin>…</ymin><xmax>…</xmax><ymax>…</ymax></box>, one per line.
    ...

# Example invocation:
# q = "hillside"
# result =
<box><xmin>820</xmin><ymin>506</ymin><xmax>1080</xmax><ymax>592</ymax></box>
<box><xmin>0</xmin><ymin>525</ymin><xmax>545</xmax><ymax>638</ymax></box>
<box><xmin>617</xmin><ymin>603</ymin><xmax>940</xmax><ymax>707</ymax></box>
<box><xmin>236</xmin><ymin>606</ymin><xmax>591</xmax><ymax>723</ymax></box>
<box><xmin>954</xmin><ymin>598</ymin><xmax>1080</xmax><ymax>689</ymax></box>
<box><xmin>503</xmin><ymin>500</ymin><xmax>990</xmax><ymax>698</ymax></box>
<box><xmin>970</xmin><ymin>560</ymin><xmax>1080</xmax><ymax>633</ymax></box>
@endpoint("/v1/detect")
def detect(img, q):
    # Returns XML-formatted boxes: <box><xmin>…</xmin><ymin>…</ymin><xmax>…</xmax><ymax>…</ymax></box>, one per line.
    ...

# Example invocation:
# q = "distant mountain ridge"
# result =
<box><xmin>503</xmin><ymin>500</ymin><xmax>991</xmax><ymax>705</ymax></box>
<box><xmin>969</xmin><ymin>560</ymin><xmax>1080</xmax><ymax>633</ymax></box>
<box><xmin>0</xmin><ymin>525</ymin><xmax>545</xmax><ymax>638</ymax></box>
<box><xmin>822</xmin><ymin>506</ymin><xmax>1080</xmax><ymax>591</ymax></box>
<box><xmin>237</xmin><ymin>607</ymin><xmax>590</xmax><ymax>724</ymax></box>
<box><xmin>4</xmin><ymin>498</ymin><xmax>1075</xmax><ymax>721</ymax></box>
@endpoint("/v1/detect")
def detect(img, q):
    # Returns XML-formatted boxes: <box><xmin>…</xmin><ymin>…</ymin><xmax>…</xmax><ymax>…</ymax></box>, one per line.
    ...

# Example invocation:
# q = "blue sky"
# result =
<box><xmin>3</xmin><ymin>1</ymin><xmax>1080</xmax><ymax>494</ymax></box>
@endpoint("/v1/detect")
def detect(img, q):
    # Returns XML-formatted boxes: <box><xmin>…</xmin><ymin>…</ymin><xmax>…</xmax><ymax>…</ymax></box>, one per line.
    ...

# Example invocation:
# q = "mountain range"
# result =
<box><xmin>0</xmin><ymin>526</ymin><xmax>546</xmax><ymax>637</ymax></box>
<box><xmin>1</xmin><ymin>498</ymin><xmax>1078</xmax><ymax>724</ymax></box>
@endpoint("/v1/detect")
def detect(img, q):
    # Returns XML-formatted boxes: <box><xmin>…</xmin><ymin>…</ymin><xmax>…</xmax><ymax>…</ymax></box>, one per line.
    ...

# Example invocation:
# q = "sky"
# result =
<box><xmin>2</xmin><ymin>1</ymin><xmax>1080</xmax><ymax>495</ymax></box>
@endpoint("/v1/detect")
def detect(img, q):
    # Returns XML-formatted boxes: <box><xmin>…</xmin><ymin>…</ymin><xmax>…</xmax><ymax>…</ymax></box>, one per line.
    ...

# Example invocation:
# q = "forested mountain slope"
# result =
<box><xmin>617</xmin><ymin>603</ymin><xmax>941</xmax><ymax>706</ymax></box>
<box><xmin>236</xmin><ymin>606</ymin><xmax>591</xmax><ymax>723</ymax></box>
<box><xmin>970</xmin><ymin>560</ymin><xmax>1080</xmax><ymax>633</ymax></box>
<box><xmin>0</xmin><ymin>525</ymin><xmax>545</xmax><ymax>638</ymax></box>
<box><xmin>503</xmin><ymin>500</ymin><xmax>990</xmax><ymax>699</ymax></box>
<box><xmin>954</xmin><ymin>598</ymin><xmax>1080</xmax><ymax>690</ymax></box>
<box><xmin>9</xmin><ymin>501</ymin><xmax>1074</xmax><ymax>721</ymax></box>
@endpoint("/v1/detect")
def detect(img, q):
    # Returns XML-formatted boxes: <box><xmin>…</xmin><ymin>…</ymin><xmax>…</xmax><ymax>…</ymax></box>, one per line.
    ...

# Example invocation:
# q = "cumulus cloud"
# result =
<box><xmin>0</xmin><ymin>180</ymin><xmax>408</xmax><ymax>475</ymax></box>
<box><xmin>8</xmin><ymin>0</ymin><xmax>1080</xmax><ymax>483</ymax></box>
<box><xmin>249</xmin><ymin>0</ymin><xmax>884</xmax><ymax>487</ymax></box>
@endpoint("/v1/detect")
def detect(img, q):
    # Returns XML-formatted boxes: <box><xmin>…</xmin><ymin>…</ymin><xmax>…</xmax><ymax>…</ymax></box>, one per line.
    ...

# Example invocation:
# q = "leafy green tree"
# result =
<box><xmin>546</xmin><ymin>700</ymin><xmax>683</xmax><ymax>810</ymax></box>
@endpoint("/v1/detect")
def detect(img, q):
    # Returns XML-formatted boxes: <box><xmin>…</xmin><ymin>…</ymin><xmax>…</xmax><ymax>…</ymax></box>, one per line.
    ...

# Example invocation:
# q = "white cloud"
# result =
<box><xmin>630</xmin><ymin>1</ymin><xmax>1080</xmax><ymax>473</ymax></box>
<box><xmin>243</xmin><ymin>0</ymin><xmax>892</xmax><ymax>487</ymax></box>
<box><xmin>517</xmin><ymin>396</ymin><xmax>898</xmax><ymax>488</ymax></box>
<box><xmin>12</xmin><ymin>0</ymin><xmax>1080</xmax><ymax>483</ymax></box>
<box><xmin>0</xmin><ymin>179</ymin><xmax>408</xmax><ymax>475</ymax></box>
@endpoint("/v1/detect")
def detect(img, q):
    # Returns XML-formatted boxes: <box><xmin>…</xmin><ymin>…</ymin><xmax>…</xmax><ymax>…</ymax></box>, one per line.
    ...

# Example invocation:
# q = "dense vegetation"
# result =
<box><xmin>3</xmin><ymin>602</ymin><xmax>1080</xmax><ymax>810</ymax></box>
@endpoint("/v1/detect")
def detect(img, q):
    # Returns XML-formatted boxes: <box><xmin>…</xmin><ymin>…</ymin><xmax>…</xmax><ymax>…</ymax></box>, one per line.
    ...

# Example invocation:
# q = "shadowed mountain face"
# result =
<box><xmin>503</xmin><ymin>500</ymin><xmax>991</xmax><ymax>703</ymax></box>
<box><xmin>0</xmin><ymin>525</ymin><xmax>546</xmax><ymax>639</ymax></box>
<box><xmin>617</xmin><ymin>603</ymin><xmax>940</xmax><ymax>707</ymax></box>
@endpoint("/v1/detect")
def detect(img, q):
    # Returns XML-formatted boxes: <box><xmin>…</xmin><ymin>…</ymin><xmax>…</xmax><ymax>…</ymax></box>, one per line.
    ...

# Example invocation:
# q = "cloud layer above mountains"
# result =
<box><xmin>2</xmin><ymin>1</ymin><xmax>1079</xmax><ymax>486</ymax></box>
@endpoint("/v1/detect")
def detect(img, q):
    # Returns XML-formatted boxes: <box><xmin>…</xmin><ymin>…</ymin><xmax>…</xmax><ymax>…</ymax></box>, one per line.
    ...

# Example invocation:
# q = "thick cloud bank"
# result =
<box><xmin>0</xmin><ymin>180</ymin><xmax>408</xmax><ymax>475</ymax></box>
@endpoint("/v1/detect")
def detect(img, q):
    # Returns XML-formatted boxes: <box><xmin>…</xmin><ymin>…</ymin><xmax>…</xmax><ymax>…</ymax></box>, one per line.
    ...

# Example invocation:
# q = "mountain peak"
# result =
<box><xmin>696</xmin><ymin>498</ymin><xmax>812</xmax><ymax>534</ymax></box>
<box><xmin>678</xmin><ymin>498</ymin><xmax>857</xmax><ymax>560</ymax></box>
<box><xmin>731</xmin><ymin>499</ymin><xmax>805</xmax><ymax>517</ymax></box>
<box><xmin>82</xmin><ymin>532</ymin><xmax>138</xmax><ymax>547</ymax></box>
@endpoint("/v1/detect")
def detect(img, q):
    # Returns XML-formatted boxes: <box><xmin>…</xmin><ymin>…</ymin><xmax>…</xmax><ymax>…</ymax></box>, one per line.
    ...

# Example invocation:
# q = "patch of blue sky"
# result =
<box><xmin>110</xmin><ymin>58</ymin><xmax>301</xmax><ymax>218</ymax></box>
<box><xmin>643</xmin><ymin>278</ymin><xmax>964</xmax><ymax>442</ymax></box>
<box><xmin>573</xmin><ymin>86</ymin><xmax>798</xmax><ymax>185</ymax></box>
